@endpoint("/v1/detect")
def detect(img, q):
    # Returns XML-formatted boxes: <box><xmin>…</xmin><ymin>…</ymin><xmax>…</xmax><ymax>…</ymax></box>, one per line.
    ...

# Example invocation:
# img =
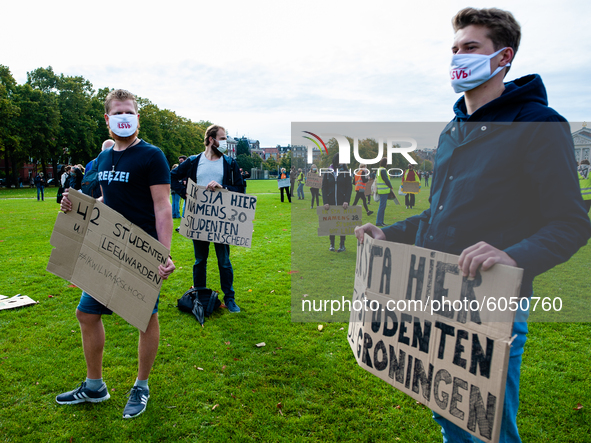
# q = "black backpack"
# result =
<box><xmin>81</xmin><ymin>159</ymin><xmax>102</xmax><ymax>198</ymax></box>
<box><xmin>177</xmin><ymin>288</ymin><xmax>221</xmax><ymax>325</ymax></box>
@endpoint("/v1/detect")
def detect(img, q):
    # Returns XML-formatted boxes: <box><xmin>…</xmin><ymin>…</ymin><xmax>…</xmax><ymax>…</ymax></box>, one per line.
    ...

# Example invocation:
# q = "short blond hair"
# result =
<box><xmin>104</xmin><ymin>89</ymin><xmax>138</xmax><ymax>114</ymax></box>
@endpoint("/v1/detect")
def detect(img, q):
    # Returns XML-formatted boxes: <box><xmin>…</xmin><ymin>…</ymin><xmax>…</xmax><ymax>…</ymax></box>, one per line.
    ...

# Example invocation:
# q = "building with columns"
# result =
<box><xmin>573</xmin><ymin>123</ymin><xmax>591</xmax><ymax>164</ymax></box>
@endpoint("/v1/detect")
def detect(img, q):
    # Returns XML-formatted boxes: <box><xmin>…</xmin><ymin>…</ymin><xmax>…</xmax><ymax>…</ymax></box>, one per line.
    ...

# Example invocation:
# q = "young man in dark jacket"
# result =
<box><xmin>171</xmin><ymin>125</ymin><xmax>245</xmax><ymax>313</ymax></box>
<box><xmin>356</xmin><ymin>7</ymin><xmax>591</xmax><ymax>442</ymax></box>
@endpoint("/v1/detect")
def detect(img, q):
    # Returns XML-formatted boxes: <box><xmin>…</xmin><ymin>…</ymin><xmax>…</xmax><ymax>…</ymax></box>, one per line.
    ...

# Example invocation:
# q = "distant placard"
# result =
<box><xmin>402</xmin><ymin>182</ymin><xmax>421</xmax><ymax>194</ymax></box>
<box><xmin>317</xmin><ymin>205</ymin><xmax>363</xmax><ymax>236</ymax></box>
<box><xmin>348</xmin><ymin>235</ymin><xmax>522</xmax><ymax>443</ymax></box>
<box><xmin>364</xmin><ymin>179</ymin><xmax>374</xmax><ymax>196</ymax></box>
<box><xmin>306</xmin><ymin>173</ymin><xmax>323</xmax><ymax>189</ymax></box>
<box><xmin>277</xmin><ymin>178</ymin><xmax>290</xmax><ymax>188</ymax></box>
<box><xmin>179</xmin><ymin>179</ymin><xmax>257</xmax><ymax>248</ymax></box>
<box><xmin>47</xmin><ymin>192</ymin><xmax>168</xmax><ymax>332</ymax></box>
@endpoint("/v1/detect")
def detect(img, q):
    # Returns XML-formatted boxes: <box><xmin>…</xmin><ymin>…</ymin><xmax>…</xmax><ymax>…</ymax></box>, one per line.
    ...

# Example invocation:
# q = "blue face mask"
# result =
<box><xmin>450</xmin><ymin>47</ymin><xmax>509</xmax><ymax>93</ymax></box>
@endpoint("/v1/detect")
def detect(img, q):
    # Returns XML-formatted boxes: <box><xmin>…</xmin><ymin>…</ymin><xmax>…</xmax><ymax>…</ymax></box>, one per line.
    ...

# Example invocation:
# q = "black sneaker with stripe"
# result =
<box><xmin>123</xmin><ymin>386</ymin><xmax>149</xmax><ymax>419</ymax></box>
<box><xmin>55</xmin><ymin>381</ymin><xmax>110</xmax><ymax>405</ymax></box>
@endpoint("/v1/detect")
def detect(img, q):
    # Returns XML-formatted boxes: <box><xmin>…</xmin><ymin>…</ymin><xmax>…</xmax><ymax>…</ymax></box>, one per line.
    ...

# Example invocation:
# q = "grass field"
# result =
<box><xmin>0</xmin><ymin>182</ymin><xmax>589</xmax><ymax>442</ymax></box>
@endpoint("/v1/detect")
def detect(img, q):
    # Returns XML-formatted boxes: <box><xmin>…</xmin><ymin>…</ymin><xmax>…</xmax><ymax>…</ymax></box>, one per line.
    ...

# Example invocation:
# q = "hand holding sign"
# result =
<box><xmin>179</xmin><ymin>179</ymin><xmax>257</xmax><ymax>248</ymax></box>
<box><xmin>47</xmin><ymin>191</ymin><xmax>169</xmax><ymax>332</ymax></box>
<box><xmin>206</xmin><ymin>180</ymin><xmax>223</xmax><ymax>191</ymax></box>
<box><xmin>349</xmin><ymin>235</ymin><xmax>523</xmax><ymax>443</ymax></box>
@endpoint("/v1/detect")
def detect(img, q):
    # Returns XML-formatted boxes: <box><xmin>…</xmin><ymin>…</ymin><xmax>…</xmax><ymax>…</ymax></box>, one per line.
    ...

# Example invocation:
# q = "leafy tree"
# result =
<box><xmin>14</xmin><ymin>84</ymin><xmax>60</xmax><ymax>178</ymax></box>
<box><xmin>236</xmin><ymin>138</ymin><xmax>250</xmax><ymax>156</ymax></box>
<box><xmin>0</xmin><ymin>65</ymin><xmax>20</xmax><ymax>185</ymax></box>
<box><xmin>236</xmin><ymin>154</ymin><xmax>255</xmax><ymax>172</ymax></box>
<box><xmin>262</xmin><ymin>156</ymin><xmax>277</xmax><ymax>171</ymax></box>
<box><xmin>421</xmin><ymin>159</ymin><xmax>433</xmax><ymax>172</ymax></box>
<box><xmin>26</xmin><ymin>66</ymin><xmax>59</xmax><ymax>93</ymax></box>
<box><xmin>56</xmin><ymin>74</ymin><xmax>98</xmax><ymax>164</ymax></box>
<box><xmin>279</xmin><ymin>153</ymin><xmax>291</xmax><ymax>170</ymax></box>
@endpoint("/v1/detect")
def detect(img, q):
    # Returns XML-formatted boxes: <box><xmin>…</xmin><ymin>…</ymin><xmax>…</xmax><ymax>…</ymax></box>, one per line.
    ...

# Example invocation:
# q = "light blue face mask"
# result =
<box><xmin>450</xmin><ymin>47</ymin><xmax>509</xmax><ymax>93</ymax></box>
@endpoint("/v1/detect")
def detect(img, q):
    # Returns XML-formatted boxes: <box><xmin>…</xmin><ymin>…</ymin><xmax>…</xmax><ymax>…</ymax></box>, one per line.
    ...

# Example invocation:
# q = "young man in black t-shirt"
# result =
<box><xmin>56</xmin><ymin>89</ymin><xmax>175</xmax><ymax>419</ymax></box>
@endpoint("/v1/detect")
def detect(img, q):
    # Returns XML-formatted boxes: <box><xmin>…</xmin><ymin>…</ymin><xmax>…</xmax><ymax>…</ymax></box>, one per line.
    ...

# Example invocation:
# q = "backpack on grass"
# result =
<box><xmin>177</xmin><ymin>288</ymin><xmax>221</xmax><ymax>325</ymax></box>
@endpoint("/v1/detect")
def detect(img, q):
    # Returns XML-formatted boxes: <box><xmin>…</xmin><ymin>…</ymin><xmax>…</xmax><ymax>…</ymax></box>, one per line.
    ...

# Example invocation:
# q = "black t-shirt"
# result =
<box><xmin>96</xmin><ymin>140</ymin><xmax>170</xmax><ymax>238</ymax></box>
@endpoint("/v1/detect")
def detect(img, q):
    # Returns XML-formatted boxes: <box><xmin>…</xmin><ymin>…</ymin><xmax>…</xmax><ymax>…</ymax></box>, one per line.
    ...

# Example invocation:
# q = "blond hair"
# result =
<box><xmin>104</xmin><ymin>89</ymin><xmax>138</xmax><ymax>114</ymax></box>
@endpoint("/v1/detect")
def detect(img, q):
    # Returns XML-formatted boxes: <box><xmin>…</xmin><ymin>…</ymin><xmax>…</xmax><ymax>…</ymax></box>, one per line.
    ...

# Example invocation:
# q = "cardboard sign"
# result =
<box><xmin>277</xmin><ymin>178</ymin><xmax>290</xmax><ymax>189</ymax></box>
<box><xmin>179</xmin><ymin>180</ymin><xmax>257</xmax><ymax>248</ymax></box>
<box><xmin>306</xmin><ymin>173</ymin><xmax>323</xmax><ymax>189</ymax></box>
<box><xmin>0</xmin><ymin>295</ymin><xmax>38</xmax><ymax>310</ymax></box>
<box><xmin>317</xmin><ymin>205</ymin><xmax>363</xmax><ymax>236</ymax></box>
<box><xmin>402</xmin><ymin>182</ymin><xmax>421</xmax><ymax>194</ymax></box>
<box><xmin>364</xmin><ymin>179</ymin><xmax>374</xmax><ymax>196</ymax></box>
<box><xmin>348</xmin><ymin>235</ymin><xmax>522</xmax><ymax>443</ymax></box>
<box><xmin>47</xmin><ymin>192</ymin><xmax>168</xmax><ymax>332</ymax></box>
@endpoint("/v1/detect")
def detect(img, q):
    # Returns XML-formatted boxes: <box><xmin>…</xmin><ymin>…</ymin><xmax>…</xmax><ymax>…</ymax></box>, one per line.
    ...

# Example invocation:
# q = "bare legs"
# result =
<box><xmin>76</xmin><ymin>309</ymin><xmax>159</xmax><ymax>381</ymax></box>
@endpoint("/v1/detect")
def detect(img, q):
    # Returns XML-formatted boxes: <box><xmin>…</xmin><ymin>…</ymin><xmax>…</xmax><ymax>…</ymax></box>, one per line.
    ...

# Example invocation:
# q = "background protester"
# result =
<box><xmin>34</xmin><ymin>172</ymin><xmax>45</xmax><ymax>201</ymax></box>
<box><xmin>69</xmin><ymin>165</ymin><xmax>85</xmax><ymax>191</ymax></box>
<box><xmin>322</xmin><ymin>153</ymin><xmax>352</xmax><ymax>252</ymax></box>
<box><xmin>375</xmin><ymin>158</ymin><xmax>393</xmax><ymax>227</ymax></box>
<box><xmin>296</xmin><ymin>168</ymin><xmax>305</xmax><ymax>199</ymax></box>
<box><xmin>289</xmin><ymin>166</ymin><xmax>296</xmax><ymax>197</ymax></box>
<box><xmin>423</xmin><ymin>170</ymin><xmax>430</xmax><ymax>187</ymax></box>
<box><xmin>61</xmin><ymin>166</ymin><xmax>71</xmax><ymax>190</ymax></box>
<box><xmin>579</xmin><ymin>159</ymin><xmax>591</xmax><ymax>212</ymax></box>
<box><xmin>352</xmin><ymin>163</ymin><xmax>373</xmax><ymax>217</ymax></box>
<box><xmin>402</xmin><ymin>164</ymin><xmax>419</xmax><ymax>209</ymax></box>
<box><xmin>170</xmin><ymin>163</ymin><xmax>181</xmax><ymax>218</ymax></box>
<box><xmin>309</xmin><ymin>164</ymin><xmax>320</xmax><ymax>209</ymax></box>
<box><xmin>86</xmin><ymin>140</ymin><xmax>115</xmax><ymax>173</ymax></box>
<box><xmin>279</xmin><ymin>167</ymin><xmax>291</xmax><ymax>203</ymax></box>
<box><xmin>171</xmin><ymin>124</ymin><xmax>245</xmax><ymax>313</ymax></box>
<box><xmin>367</xmin><ymin>169</ymin><xmax>376</xmax><ymax>206</ymax></box>
<box><xmin>178</xmin><ymin>155</ymin><xmax>188</xmax><ymax>218</ymax></box>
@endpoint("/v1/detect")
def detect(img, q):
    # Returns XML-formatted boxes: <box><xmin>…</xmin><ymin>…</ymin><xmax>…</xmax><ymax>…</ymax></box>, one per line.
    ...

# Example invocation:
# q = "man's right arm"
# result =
<box><xmin>355</xmin><ymin>208</ymin><xmax>431</xmax><ymax>245</ymax></box>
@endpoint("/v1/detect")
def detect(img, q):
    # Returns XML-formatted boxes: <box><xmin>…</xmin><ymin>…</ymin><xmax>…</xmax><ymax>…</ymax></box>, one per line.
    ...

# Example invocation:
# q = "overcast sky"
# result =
<box><xmin>2</xmin><ymin>0</ymin><xmax>590</xmax><ymax>147</ymax></box>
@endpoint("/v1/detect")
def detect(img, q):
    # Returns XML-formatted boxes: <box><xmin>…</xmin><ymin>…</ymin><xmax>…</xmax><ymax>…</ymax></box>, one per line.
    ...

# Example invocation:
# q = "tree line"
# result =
<box><xmin>0</xmin><ymin>65</ymin><xmax>211</xmax><ymax>185</ymax></box>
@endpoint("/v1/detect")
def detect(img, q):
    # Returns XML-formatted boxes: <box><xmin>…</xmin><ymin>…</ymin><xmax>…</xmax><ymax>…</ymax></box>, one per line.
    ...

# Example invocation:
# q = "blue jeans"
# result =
<box><xmin>37</xmin><ymin>186</ymin><xmax>44</xmax><ymax>201</ymax></box>
<box><xmin>297</xmin><ymin>183</ymin><xmax>305</xmax><ymax>199</ymax></box>
<box><xmin>432</xmin><ymin>306</ymin><xmax>530</xmax><ymax>443</ymax></box>
<box><xmin>172</xmin><ymin>193</ymin><xmax>181</xmax><ymax>218</ymax></box>
<box><xmin>193</xmin><ymin>240</ymin><xmax>235</xmax><ymax>302</ymax></box>
<box><xmin>376</xmin><ymin>193</ymin><xmax>388</xmax><ymax>225</ymax></box>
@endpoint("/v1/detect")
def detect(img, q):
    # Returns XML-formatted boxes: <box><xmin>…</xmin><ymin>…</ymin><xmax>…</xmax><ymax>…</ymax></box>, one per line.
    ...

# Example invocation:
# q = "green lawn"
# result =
<box><xmin>0</xmin><ymin>182</ymin><xmax>589</xmax><ymax>442</ymax></box>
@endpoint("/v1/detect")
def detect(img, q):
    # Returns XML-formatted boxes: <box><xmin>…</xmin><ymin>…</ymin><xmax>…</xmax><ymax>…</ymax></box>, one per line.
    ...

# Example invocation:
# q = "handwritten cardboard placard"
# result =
<box><xmin>364</xmin><ymin>179</ymin><xmax>375</xmax><ymax>196</ymax></box>
<box><xmin>348</xmin><ymin>235</ymin><xmax>522</xmax><ymax>443</ymax></box>
<box><xmin>47</xmin><ymin>191</ymin><xmax>168</xmax><ymax>332</ymax></box>
<box><xmin>402</xmin><ymin>182</ymin><xmax>421</xmax><ymax>194</ymax></box>
<box><xmin>316</xmin><ymin>205</ymin><xmax>363</xmax><ymax>236</ymax></box>
<box><xmin>179</xmin><ymin>179</ymin><xmax>257</xmax><ymax>248</ymax></box>
<box><xmin>0</xmin><ymin>295</ymin><xmax>38</xmax><ymax>310</ymax></box>
<box><xmin>277</xmin><ymin>178</ymin><xmax>290</xmax><ymax>189</ymax></box>
<box><xmin>306</xmin><ymin>173</ymin><xmax>323</xmax><ymax>189</ymax></box>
